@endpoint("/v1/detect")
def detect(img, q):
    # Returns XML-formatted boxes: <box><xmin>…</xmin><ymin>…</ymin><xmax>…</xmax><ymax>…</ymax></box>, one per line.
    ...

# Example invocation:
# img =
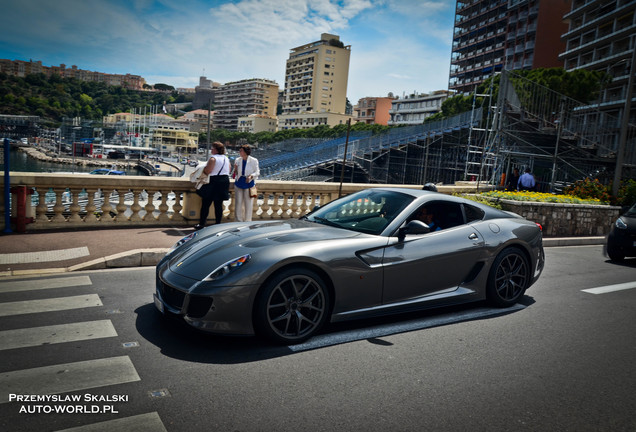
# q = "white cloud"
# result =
<box><xmin>0</xmin><ymin>0</ymin><xmax>454</xmax><ymax>102</ymax></box>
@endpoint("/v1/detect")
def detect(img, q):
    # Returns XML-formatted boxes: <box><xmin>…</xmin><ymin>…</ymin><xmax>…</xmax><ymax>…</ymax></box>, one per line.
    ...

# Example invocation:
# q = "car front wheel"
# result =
<box><xmin>254</xmin><ymin>268</ymin><xmax>330</xmax><ymax>344</ymax></box>
<box><xmin>607</xmin><ymin>242</ymin><xmax>625</xmax><ymax>261</ymax></box>
<box><xmin>487</xmin><ymin>247</ymin><xmax>530</xmax><ymax>307</ymax></box>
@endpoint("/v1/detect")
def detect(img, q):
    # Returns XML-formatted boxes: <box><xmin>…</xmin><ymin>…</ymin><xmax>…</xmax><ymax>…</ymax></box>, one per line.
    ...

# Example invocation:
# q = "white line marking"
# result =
<box><xmin>0</xmin><ymin>294</ymin><xmax>102</xmax><ymax>317</ymax></box>
<box><xmin>0</xmin><ymin>276</ymin><xmax>92</xmax><ymax>293</ymax></box>
<box><xmin>582</xmin><ymin>281</ymin><xmax>636</xmax><ymax>295</ymax></box>
<box><xmin>55</xmin><ymin>412</ymin><xmax>167</xmax><ymax>432</ymax></box>
<box><xmin>0</xmin><ymin>320</ymin><xmax>117</xmax><ymax>351</ymax></box>
<box><xmin>0</xmin><ymin>247</ymin><xmax>90</xmax><ymax>265</ymax></box>
<box><xmin>0</xmin><ymin>356</ymin><xmax>141</xmax><ymax>404</ymax></box>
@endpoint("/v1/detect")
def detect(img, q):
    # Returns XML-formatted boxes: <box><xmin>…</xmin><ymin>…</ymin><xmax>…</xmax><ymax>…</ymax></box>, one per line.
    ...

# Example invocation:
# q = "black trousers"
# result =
<box><xmin>198</xmin><ymin>175</ymin><xmax>229</xmax><ymax>225</ymax></box>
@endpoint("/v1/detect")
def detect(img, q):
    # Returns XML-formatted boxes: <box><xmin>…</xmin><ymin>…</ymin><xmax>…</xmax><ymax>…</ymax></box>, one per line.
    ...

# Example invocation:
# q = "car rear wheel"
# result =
<box><xmin>487</xmin><ymin>247</ymin><xmax>529</xmax><ymax>307</ymax></box>
<box><xmin>254</xmin><ymin>268</ymin><xmax>330</xmax><ymax>344</ymax></box>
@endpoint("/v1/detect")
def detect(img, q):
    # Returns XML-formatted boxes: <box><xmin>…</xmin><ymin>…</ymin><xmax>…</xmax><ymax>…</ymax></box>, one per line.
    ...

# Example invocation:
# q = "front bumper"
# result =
<box><xmin>607</xmin><ymin>229</ymin><xmax>636</xmax><ymax>257</ymax></box>
<box><xmin>154</xmin><ymin>267</ymin><xmax>259</xmax><ymax>336</ymax></box>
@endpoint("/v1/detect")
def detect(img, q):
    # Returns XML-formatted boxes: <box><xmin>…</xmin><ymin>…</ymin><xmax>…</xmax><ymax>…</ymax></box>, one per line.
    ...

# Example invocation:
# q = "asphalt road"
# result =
<box><xmin>0</xmin><ymin>245</ymin><xmax>635</xmax><ymax>432</ymax></box>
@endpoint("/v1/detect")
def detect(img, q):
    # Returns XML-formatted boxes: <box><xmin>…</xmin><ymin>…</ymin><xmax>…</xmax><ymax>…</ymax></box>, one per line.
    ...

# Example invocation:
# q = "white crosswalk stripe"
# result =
<box><xmin>0</xmin><ymin>320</ymin><xmax>117</xmax><ymax>351</ymax></box>
<box><xmin>0</xmin><ymin>276</ymin><xmax>92</xmax><ymax>294</ymax></box>
<box><xmin>0</xmin><ymin>276</ymin><xmax>167</xmax><ymax>431</ymax></box>
<box><xmin>0</xmin><ymin>356</ymin><xmax>140</xmax><ymax>404</ymax></box>
<box><xmin>0</xmin><ymin>294</ymin><xmax>102</xmax><ymax>317</ymax></box>
<box><xmin>55</xmin><ymin>412</ymin><xmax>167</xmax><ymax>432</ymax></box>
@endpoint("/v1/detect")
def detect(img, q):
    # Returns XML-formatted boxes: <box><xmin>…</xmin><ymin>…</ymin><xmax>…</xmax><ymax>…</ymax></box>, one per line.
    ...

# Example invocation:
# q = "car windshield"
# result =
<box><xmin>304</xmin><ymin>190</ymin><xmax>414</xmax><ymax>235</ymax></box>
<box><xmin>625</xmin><ymin>203</ymin><xmax>636</xmax><ymax>217</ymax></box>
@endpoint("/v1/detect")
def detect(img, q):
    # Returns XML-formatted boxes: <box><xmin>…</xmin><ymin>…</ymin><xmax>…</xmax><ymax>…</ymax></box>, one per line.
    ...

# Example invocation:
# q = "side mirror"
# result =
<box><xmin>398</xmin><ymin>220</ymin><xmax>431</xmax><ymax>241</ymax></box>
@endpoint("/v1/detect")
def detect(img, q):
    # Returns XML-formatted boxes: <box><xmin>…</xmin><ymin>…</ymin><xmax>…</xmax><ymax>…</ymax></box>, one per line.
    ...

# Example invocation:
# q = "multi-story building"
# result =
<box><xmin>449</xmin><ymin>0</ymin><xmax>571</xmax><ymax>94</ymax></box>
<box><xmin>212</xmin><ymin>78</ymin><xmax>279</xmax><ymax>131</ymax></box>
<box><xmin>152</xmin><ymin>126</ymin><xmax>198</xmax><ymax>156</ymax></box>
<box><xmin>237</xmin><ymin>114</ymin><xmax>278</xmax><ymax>133</ymax></box>
<box><xmin>559</xmin><ymin>0</ymin><xmax>636</xmax><ymax>162</ymax></box>
<box><xmin>279</xmin><ymin>112</ymin><xmax>352</xmax><ymax>130</ymax></box>
<box><xmin>354</xmin><ymin>96</ymin><xmax>395</xmax><ymax>125</ymax></box>
<box><xmin>279</xmin><ymin>33</ymin><xmax>352</xmax><ymax>129</ymax></box>
<box><xmin>388</xmin><ymin>91</ymin><xmax>452</xmax><ymax>126</ymax></box>
<box><xmin>180</xmin><ymin>109</ymin><xmax>214</xmax><ymax>133</ymax></box>
<box><xmin>0</xmin><ymin>59</ymin><xmax>146</xmax><ymax>90</ymax></box>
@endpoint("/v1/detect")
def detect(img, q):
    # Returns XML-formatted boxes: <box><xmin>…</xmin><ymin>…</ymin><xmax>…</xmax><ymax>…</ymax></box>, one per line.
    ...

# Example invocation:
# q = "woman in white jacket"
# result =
<box><xmin>233</xmin><ymin>144</ymin><xmax>260</xmax><ymax>221</ymax></box>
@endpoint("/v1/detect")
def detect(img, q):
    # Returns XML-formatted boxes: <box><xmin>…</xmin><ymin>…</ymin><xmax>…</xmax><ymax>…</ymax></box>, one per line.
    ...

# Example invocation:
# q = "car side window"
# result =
<box><xmin>463</xmin><ymin>203</ymin><xmax>485</xmax><ymax>223</ymax></box>
<box><xmin>437</xmin><ymin>202</ymin><xmax>464</xmax><ymax>229</ymax></box>
<box><xmin>407</xmin><ymin>201</ymin><xmax>465</xmax><ymax>231</ymax></box>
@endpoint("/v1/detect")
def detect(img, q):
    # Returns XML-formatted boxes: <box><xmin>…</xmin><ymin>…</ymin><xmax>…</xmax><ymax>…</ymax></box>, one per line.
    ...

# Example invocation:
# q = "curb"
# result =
<box><xmin>542</xmin><ymin>236</ymin><xmax>605</xmax><ymax>247</ymax></box>
<box><xmin>1</xmin><ymin>248</ymin><xmax>170</xmax><ymax>277</ymax></box>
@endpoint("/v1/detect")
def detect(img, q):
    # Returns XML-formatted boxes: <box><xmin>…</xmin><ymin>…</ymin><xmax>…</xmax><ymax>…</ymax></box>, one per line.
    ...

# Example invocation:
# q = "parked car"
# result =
<box><xmin>154</xmin><ymin>188</ymin><xmax>545</xmax><ymax>344</ymax></box>
<box><xmin>606</xmin><ymin>202</ymin><xmax>636</xmax><ymax>261</ymax></box>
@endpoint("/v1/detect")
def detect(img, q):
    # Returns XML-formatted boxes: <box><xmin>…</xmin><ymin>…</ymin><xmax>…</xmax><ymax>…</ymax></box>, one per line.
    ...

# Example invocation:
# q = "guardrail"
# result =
<box><xmin>0</xmin><ymin>172</ymin><xmax>483</xmax><ymax>232</ymax></box>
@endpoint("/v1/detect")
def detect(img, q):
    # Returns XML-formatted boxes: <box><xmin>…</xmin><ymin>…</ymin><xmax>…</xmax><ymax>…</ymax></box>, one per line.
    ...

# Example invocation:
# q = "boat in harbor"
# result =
<box><xmin>89</xmin><ymin>167</ymin><xmax>126</xmax><ymax>175</ymax></box>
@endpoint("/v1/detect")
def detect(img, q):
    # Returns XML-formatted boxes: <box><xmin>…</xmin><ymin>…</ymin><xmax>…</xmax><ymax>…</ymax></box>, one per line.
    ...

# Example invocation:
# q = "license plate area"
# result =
<box><xmin>154</xmin><ymin>293</ymin><xmax>165</xmax><ymax>313</ymax></box>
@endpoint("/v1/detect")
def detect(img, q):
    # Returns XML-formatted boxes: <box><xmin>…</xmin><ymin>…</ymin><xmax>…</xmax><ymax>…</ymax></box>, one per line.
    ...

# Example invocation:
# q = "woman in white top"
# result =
<box><xmin>233</xmin><ymin>144</ymin><xmax>260</xmax><ymax>222</ymax></box>
<box><xmin>195</xmin><ymin>141</ymin><xmax>230</xmax><ymax>229</ymax></box>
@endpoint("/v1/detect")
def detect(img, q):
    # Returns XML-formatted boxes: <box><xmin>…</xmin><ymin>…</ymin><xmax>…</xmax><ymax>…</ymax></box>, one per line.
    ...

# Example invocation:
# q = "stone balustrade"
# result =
<box><xmin>3</xmin><ymin>172</ymin><xmax>477</xmax><ymax>231</ymax></box>
<box><xmin>2</xmin><ymin>172</ymin><xmax>617</xmax><ymax>237</ymax></box>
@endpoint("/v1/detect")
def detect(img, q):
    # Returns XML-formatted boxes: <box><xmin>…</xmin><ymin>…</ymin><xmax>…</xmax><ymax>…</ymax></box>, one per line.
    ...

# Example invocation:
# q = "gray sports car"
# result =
<box><xmin>154</xmin><ymin>188</ymin><xmax>545</xmax><ymax>344</ymax></box>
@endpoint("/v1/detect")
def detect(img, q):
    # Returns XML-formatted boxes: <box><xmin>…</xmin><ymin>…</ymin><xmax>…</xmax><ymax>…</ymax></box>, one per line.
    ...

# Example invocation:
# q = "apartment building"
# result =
<box><xmin>354</xmin><ymin>97</ymin><xmax>395</xmax><ymax>125</ymax></box>
<box><xmin>388</xmin><ymin>91</ymin><xmax>452</xmax><ymax>126</ymax></box>
<box><xmin>237</xmin><ymin>114</ymin><xmax>278</xmax><ymax>133</ymax></box>
<box><xmin>212</xmin><ymin>78</ymin><xmax>279</xmax><ymax>131</ymax></box>
<box><xmin>152</xmin><ymin>126</ymin><xmax>199</xmax><ymax>156</ymax></box>
<box><xmin>279</xmin><ymin>33</ymin><xmax>352</xmax><ymax>129</ymax></box>
<box><xmin>449</xmin><ymin>0</ymin><xmax>571</xmax><ymax>94</ymax></box>
<box><xmin>559</xmin><ymin>0</ymin><xmax>635</xmax><ymax>160</ymax></box>
<box><xmin>180</xmin><ymin>109</ymin><xmax>214</xmax><ymax>133</ymax></box>
<box><xmin>0</xmin><ymin>59</ymin><xmax>146</xmax><ymax>90</ymax></box>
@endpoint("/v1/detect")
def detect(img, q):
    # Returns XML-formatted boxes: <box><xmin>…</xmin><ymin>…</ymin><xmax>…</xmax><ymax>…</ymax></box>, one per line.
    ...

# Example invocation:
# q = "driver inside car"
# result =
<box><xmin>413</xmin><ymin>206</ymin><xmax>442</xmax><ymax>231</ymax></box>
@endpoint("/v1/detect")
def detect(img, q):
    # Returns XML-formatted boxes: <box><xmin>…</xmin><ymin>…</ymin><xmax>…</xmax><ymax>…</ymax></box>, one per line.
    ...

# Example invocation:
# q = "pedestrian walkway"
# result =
<box><xmin>0</xmin><ymin>274</ymin><xmax>168</xmax><ymax>431</ymax></box>
<box><xmin>0</xmin><ymin>227</ymin><xmax>188</xmax><ymax>276</ymax></box>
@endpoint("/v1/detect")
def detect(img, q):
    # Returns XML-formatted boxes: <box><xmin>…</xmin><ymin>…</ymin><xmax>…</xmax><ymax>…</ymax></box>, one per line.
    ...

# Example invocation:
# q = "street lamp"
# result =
<box><xmin>612</xmin><ymin>36</ymin><xmax>636</xmax><ymax>197</ymax></box>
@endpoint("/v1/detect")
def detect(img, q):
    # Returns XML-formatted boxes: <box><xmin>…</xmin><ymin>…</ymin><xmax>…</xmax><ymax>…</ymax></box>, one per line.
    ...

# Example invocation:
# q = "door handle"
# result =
<box><xmin>468</xmin><ymin>233</ymin><xmax>479</xmax><ymax>240</ymax></box>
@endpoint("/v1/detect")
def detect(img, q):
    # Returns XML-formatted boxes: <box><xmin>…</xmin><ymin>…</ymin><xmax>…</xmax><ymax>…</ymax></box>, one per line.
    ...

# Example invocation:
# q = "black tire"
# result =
<box><xmin>607</xmin><ymin>243</ymin><xmax>625</xmax><ymax>262</ymax></box>
<box><xmin>487</xmin><ymin>247</ymin><xmax>530</xmax><ymax>307</ymax></box>
<box><xmin>254</xmin><ymin>267</ymin><xmax>330</xmax><ymax>344</ymax></box>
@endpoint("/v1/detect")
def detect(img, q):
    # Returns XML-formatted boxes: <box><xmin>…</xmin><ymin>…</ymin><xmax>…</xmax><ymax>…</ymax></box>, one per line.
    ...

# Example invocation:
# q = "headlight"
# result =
<box><xmin>166</xmin><ymin>232</ymin><xmax>198</xmax><ymax>255</ymax></box>
<box><xmin>615</xmin><ymin>217</ymin><xmax>628</xmax><ymax>230</ymax></box>
<box><xmin>203</xmin><ymin>254</ymin><xmax>251</xmax><ymax>281</ymax></box>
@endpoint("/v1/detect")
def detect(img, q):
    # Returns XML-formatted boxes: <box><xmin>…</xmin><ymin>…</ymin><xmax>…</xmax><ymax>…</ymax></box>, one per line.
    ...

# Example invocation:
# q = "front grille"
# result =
<box><xmin>158</xmin><ymin>280</ymin><xmax>186</xmax><ymax>311</ymax></box>
<box><xmin>187</xmin><ymin>295</ymin><xmax>214</xmax><ymax>318</ymax></box>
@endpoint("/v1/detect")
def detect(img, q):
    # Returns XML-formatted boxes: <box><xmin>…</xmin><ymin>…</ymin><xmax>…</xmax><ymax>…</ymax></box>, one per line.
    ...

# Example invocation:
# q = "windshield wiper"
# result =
<box><xmin>311</xmin><ymin>216</ymin><xmax>342</xmax><ymax>228</ymax></box>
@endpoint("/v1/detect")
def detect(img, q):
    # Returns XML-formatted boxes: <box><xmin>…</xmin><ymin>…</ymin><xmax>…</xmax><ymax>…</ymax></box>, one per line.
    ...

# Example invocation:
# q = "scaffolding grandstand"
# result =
<box><xmin>256</xmin><ymin>69</ymin><xmax>635</xmax><ymax>191</ymax></box>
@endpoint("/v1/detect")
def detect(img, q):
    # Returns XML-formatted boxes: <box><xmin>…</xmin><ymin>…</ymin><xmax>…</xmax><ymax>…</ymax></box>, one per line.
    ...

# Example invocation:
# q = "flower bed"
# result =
<box><xmin>474</xmin><ymin>192</ymin><xmax>620</xmax><ymax>237</ymax></box>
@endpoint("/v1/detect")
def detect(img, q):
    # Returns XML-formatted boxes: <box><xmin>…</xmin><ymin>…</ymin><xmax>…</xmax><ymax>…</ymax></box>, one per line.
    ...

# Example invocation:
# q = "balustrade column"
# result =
<box><xmin>34</xmin><ymin>188</ymin><xmax>49</xmax><ymax>224</ymax></box>
<box><xmin>170</xmin><ymin>192</ymin><xmax>184</xmax><ymax>222</ymax></box>
<box><xmin>144</xmin><ymin>190</ymin><xmax>157</xmax><ymax>222</ymax></box>
<box><xmin>114</xmin><ymin>189</ymin><xmax>128</xmax><ymax>222</ymax></box>
<box><xmin>100</xmin><ymin>189</ymin><xmax>114</xmax><ymax>223</ymax></box>
<box><xmin>50</xmin><ymin>188</ymin><xmax>66</xmax><ymax>223</ymax></box>
<box><xmin>83</xmin><ymin>189</ymin><xmax>99</xmax><ymax>224</ymax></box>
<box><xmin>67</xmin><ymin>188</ymin><xmax>83</xmax><ymax>223</ymax></box>
<box><xmin>156</xmin><ymin>190</ymin><xmax>171</xmax><ymax>222</ymax></box>
<box><xmin>129</xmin><ymin>189</ymin><xmax>144</xmax><ymax>222</ymax></box>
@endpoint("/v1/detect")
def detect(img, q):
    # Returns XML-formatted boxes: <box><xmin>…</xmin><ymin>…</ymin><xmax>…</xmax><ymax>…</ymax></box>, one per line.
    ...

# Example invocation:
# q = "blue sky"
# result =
<box><xmin>0</xmin><ymin>0</ymin><xmax>456</xmax><ymax>103</ymax></box>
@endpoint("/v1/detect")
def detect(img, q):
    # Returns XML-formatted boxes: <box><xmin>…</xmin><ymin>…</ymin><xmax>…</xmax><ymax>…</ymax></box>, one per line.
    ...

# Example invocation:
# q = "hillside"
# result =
<box><xmin>0</xmin><ymin>72</ymin><xmax>192</xmax><ymax>126</ymax></box>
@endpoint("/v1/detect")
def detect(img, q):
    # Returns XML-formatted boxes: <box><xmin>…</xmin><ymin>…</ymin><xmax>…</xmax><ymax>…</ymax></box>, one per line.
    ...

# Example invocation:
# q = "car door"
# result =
<box><xmin>381</xmin><ymin>207</ymin><xmax>485</xmax><ymax>305</ymax></box>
